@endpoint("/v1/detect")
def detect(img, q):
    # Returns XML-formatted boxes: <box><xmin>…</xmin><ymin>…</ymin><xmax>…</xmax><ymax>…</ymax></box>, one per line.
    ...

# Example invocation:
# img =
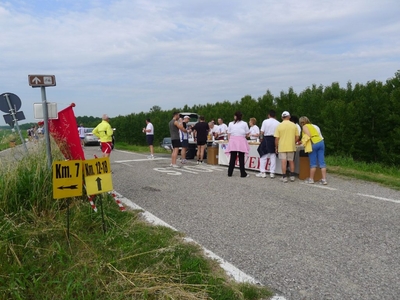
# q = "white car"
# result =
<box><xmin>83</xmin><ymin>128</ymin><xmax>100</xmax><ymax>146</ymax></box>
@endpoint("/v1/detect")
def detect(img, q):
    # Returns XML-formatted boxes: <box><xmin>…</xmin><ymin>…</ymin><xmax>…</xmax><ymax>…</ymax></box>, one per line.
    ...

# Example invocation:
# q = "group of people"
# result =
<box><xmin>27</xmin><ymin>125</ymin><xmax>43</xmax><ymax>141</ymax></box>
<box><xmin>91</xmin><ymin>111</ymin><xmax>327</xmax><ymax>185</ymax></box>
<box><xmin>166</xmin><ymin>112</ymin><xmax>231</xmax><ymax>167</ymax></box>
<box><xmin>165</xmin><ymin>110</ymin><xmax>327</xmax><ymax>184</ymax></box>
<box><xmin>227</xmin><ymin>109</ymin><xmax>327</xmax><ymax>184</ymax></box>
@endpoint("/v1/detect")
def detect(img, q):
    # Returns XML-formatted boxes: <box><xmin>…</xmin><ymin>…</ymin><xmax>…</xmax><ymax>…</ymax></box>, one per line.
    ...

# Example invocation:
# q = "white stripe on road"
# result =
<box><xmin>357</xmin><ymin>193</ymin><xmax>400</xmax><ymax>204</ymax></box>
<box><xmin>115</xmin><ymin>158</ymin><xmax>168</xmax><ymax>163</ymax></box>
<box><xmin>112</xmin><ymin>190</ymin><xmax>287</xmax><ymax>300</ymax></box>
<box><xmin>299</xmin><ymin>183</ymin><xmax>337</xmax><ymax>191</ymax></box>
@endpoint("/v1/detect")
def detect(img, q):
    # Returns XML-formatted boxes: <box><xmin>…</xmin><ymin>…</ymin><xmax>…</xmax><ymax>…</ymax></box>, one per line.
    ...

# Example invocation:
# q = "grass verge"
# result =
<box><xmin>325</xmin><ymin>155</ymin><xmax>400</xmax><ymax>190</ymax></box>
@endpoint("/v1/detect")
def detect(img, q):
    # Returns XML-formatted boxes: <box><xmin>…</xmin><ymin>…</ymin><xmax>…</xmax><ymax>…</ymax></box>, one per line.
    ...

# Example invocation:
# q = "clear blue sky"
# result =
<box><xmin>1</xmin><ymin>0</ymin><xmax>399</xmax><ymax>123</ymax></box>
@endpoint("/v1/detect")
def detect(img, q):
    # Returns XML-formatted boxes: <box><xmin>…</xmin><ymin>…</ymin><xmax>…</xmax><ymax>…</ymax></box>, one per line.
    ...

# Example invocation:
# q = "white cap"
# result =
<box><xmin>183</xmin><ymin>115</ymin><xmax>190</xmax><ymax>119</ymax></box>
<box><xmin>281</xmin><ymin>111</ymin><xmax>290</xmax><ymax>118</ymax></box>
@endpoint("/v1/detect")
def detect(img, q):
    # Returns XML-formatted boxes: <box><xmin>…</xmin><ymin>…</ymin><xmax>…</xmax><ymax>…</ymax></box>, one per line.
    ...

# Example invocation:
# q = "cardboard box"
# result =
<box><xmin>299</xmin><ymin>156</ymin><xmax>322</xmax><ymax>181</ymax></box>
<box><xmin>207</xmin><ymin>146</ymin><xmax>219</xmax><ymax>165</ymax></box>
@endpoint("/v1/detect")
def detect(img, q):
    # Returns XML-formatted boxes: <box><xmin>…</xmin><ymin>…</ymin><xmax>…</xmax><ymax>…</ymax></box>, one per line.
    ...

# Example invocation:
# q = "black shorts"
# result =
<box><xmin>146</xmin><ymin>135</ymin><xmax>154</xmax><ymax>146</ymax></box>
<box><xmin>181</xmin><ymin>140</ymin><xmax>189</xmax><ymax>148</ymax></box>
<box><xmin>197</xmin><ymin>140</ymin><xmax>206</xmax><ymax>146</ymax></box>
<box><xmin>172</xmin><ymin>139</ymin><xmax>181</xmax><ymax>148</ymax></box>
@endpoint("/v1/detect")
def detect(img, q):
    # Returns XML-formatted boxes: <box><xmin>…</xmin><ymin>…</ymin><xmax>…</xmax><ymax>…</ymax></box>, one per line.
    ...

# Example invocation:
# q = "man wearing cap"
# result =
<box><xmin>274</xmin><ymin>111</ymin><xmax>299</xmax><ymax>182</ymax></box>
<box><xmin>179</xmin><ymin>115</ymin><xmax>191</xmax><ymax>164</ymax></box>
<box><xmin>93</xmin><ymin>114</ymin><xmax>114</xmax><ymax>157</ymax></box>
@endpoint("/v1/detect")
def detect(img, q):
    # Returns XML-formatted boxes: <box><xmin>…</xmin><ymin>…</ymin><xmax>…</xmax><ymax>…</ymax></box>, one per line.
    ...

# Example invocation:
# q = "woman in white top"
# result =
<box><xmin>225</xmin><ymin>111</ymin><xmax>250</xmax><ymax>177</ymax></box>
<box><xmin>248</xmin><ymin>117</ymin><xmax>260</xmax><ymax>140</ymax></box>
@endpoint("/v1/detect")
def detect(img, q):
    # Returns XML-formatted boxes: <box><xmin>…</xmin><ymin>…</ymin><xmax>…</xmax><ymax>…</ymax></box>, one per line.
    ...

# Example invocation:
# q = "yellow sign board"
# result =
<box><xmin>84</xmin><ymin>157</ymin><xmax>113</xmax><ymax>195</ymax></box>
<box><xmin>52</xmin><ymin>160</ymin><xmax>83</xmax><ymax>199</ymax></box>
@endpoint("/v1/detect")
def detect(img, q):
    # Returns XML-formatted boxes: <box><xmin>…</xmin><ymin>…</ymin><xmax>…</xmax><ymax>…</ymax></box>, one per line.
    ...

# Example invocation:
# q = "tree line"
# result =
<box><xmin>77</xmin><ymin>71</ymin><xmax>400</xmax><ymax>166</ymax></box>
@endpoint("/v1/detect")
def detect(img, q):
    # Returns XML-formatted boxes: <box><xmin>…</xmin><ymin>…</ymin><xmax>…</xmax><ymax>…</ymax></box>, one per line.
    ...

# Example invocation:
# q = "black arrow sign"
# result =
<box><xmin>95</xmin><ymin>177</ymin><xmax>102</xmax><ymax>191</ymax></box>
<box><xmin>57</xmin><ymin>185</ymin><xmax>78</xmax><ymax>190</ymax></box>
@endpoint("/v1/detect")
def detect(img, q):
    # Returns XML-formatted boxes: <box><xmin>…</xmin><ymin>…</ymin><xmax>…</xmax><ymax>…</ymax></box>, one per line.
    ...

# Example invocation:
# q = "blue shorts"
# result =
<box><xmin>309</xmin><ymin>140</ymin><xmax>326</xmax><ymax>168</ymax></box>
<box><xmin>146</xmin><ymin>135</ymin><xmax>154</xmax><ymax>146</ymax></box>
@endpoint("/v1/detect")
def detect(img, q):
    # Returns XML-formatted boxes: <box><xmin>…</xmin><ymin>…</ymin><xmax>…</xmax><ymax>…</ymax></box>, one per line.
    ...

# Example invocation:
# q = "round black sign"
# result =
<box><xmin>0</xmin><ymin>92</ymin><xmax>22</xmax><ymax>113</ymax></box>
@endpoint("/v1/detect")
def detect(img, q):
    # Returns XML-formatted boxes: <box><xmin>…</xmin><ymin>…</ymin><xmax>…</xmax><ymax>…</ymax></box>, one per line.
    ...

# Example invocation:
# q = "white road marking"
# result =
<box><xmin>357</xmin><ymin>193</ymin><xmax>400</xmax><ymax>204</ymax></box>
<box><xmin>300</xmin><ymin>183</ymin><xmax>337</xmax><ymax>191</ymax></box>
<box><xmin>115</xmin><ymin>157</ymin><xmax>167</xmax><ymax>163</ymax></box>
<box><xmin>112</xmin><ymin>190</ymin><xmax>287</xmax><ymax>299</ymax></box>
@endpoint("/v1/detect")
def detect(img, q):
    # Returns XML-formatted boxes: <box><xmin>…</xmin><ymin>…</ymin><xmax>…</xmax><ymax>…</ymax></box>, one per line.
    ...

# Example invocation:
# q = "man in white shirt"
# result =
<box><xmin>143</xmin><ymin>118</ymin><xmax>154</xmax><ymax>158</ymax></box>
<box><xmin>257</xmin><ymin>110</ymin><xmax>280</xmax><ymax>178</ymax></box>
<box><xmin>216</xmin><ymin>118</ymin><xmax>228</xmax><ymax>140</ymax></box>
<box><xmin>78</xmin><ymin>123</ymin><xmax>85</xmax><ymax>147</ymax></box>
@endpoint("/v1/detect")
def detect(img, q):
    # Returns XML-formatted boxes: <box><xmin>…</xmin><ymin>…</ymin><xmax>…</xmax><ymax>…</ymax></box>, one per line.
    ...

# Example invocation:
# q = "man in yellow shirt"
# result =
<box><xmin>274</xmin><ymin>111</ymin><xmax>299</xmax><ymax>182</ymax></box>
<box><xmin>93</xmin><ymin>114</ymin><xmax>114</xmax><ymax>157</ymax></box>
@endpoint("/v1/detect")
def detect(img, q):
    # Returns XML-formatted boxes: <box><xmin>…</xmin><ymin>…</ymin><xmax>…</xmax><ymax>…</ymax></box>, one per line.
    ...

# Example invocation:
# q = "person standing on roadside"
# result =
<box><xmin>143</xmin><ymin>118</ymin><xmax>154</xmax><ymax>159</ymax></box>
<box><xmin>169</xmin><ymin>112</ymin><xmax>187</xmax><ymax>167</ymax></box>
<box><xmin>216</xmin><ymin>118</ymin><xmax>228</xmax><ymax>140</ymax></box>
<box><xmin>93</xmin><ymin>114</ymin><xmax>114</xmax><ymax>158</ymax></box>
<box><xmin>257</xmin><ymin>110</ymin><xmax>280</xmax><ymax>178</ymax></box>
<box><xmin>78</xmin><ymin>123</ymin><xmax>85</xmax><ymax>147</ymax></box>
<box><xmin>180</xmin><ymin>115</ymin><xmax>191</xmax><ymax>164</ymax></box>
<box><xmin>248</xmin><ymin>118</ymin><xmax>260</xmax><ymax>141</ymax></box>
<box><xmin>208</xmin><ymin>121</ymin><xmax>219</xmax><ymax>140</ymax></box>
<box><xmin>299</xmin><ymin>116</ymin><xmax>328</xmax><ymax>185</ymax></box>
<box><xmin>225</xmin><ymin>111</ymin><xmax>250</xmax><ymax>177</ymax></box>
<box><xmin>274</xmin><ymin>111</ymin><xmax>299</xmax><ymax>183</ymax></box>
<box><xmin>191</xmin><ymin>116</ymin><xmax>209</xmax><ymax>164</ymax></box>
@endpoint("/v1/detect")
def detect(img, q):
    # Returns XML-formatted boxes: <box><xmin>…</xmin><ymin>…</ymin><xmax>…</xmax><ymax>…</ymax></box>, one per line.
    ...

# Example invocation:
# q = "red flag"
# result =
<box><xmin>48</xmin><ymin>103</ymin><xmax>85</xmax><ymax>160</ymax></box>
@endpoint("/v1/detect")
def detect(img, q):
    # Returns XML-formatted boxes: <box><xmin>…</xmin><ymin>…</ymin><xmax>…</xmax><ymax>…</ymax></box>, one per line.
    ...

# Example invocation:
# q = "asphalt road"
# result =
<box><xmin>80</xmin><ymin>147</ymin><xmax>400</xmax><ymax>299</ymax></box>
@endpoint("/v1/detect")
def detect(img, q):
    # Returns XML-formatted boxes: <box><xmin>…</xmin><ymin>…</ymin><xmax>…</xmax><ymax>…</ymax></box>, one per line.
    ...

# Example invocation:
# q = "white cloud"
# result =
<box><xmin>0</xmin><ymin>0</ymin><xmax>399</xmax><ymax>123</ymax></box>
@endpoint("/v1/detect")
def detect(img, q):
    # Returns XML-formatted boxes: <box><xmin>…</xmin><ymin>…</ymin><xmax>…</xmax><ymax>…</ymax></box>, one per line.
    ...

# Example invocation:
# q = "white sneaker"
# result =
<box><xmin>290</xmin><ymin>176</ymin><xmax>295</xmax><ymax>182</ymax></box>
<box><xmin>304</xmin><ymin>178</ymin><xmax>314</xmax><ymax>184</ymax></box>
<box><xmin>147</xmin><ymin>155</ymin><xmax>154</xmax><ymax>159</ymax></box>
<box><xmin>181</xmin><ymin>159</ymin><xmax>187</xmax><ymax>164</ymax></box>
<box><xmin>256</xmin><ymin>172</ymin><xmax>266</xmax><ymax>178</ymax></box>
<box><xmin>170</xmin><ymin>164</ymin><xmax>180</xmax><ymax>168</ymax></box>
<box><xmin>320</xmin><ymin>179</ymin><xmax>328</xmax><ymax>185</ymax></box>
<box><xmin>282</xmin><ymin>177</ymin><xmax>288</xmax><ymax>183</ymax></box>
<box><xmin>270</xmin><ymin>173</ymin><xmax>275</xmax><ymax>179</ymax></box>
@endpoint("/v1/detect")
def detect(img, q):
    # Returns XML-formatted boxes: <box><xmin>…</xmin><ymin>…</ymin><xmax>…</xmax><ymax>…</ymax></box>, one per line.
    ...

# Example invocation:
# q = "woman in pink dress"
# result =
<box><xmin>225</xmin><ymin>111</ymin><xmax>250</xmax><ymax>177</ymax></box>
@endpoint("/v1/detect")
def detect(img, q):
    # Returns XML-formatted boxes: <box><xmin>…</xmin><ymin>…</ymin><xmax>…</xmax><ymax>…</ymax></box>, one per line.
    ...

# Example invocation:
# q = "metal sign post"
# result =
<box><xmin>29</xmin><ymin>74</ymin><xmax>57</xmax><ymax>170</ymax></box>
<box><xmin>41</xmin><ymin>87</ymin><xmax>52</xmax><ymax>169</ymax></box>
<box><xmin>4</xmin><ymin>94</ymin><xmax>28</xmax><ymax>153</ymax></box>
